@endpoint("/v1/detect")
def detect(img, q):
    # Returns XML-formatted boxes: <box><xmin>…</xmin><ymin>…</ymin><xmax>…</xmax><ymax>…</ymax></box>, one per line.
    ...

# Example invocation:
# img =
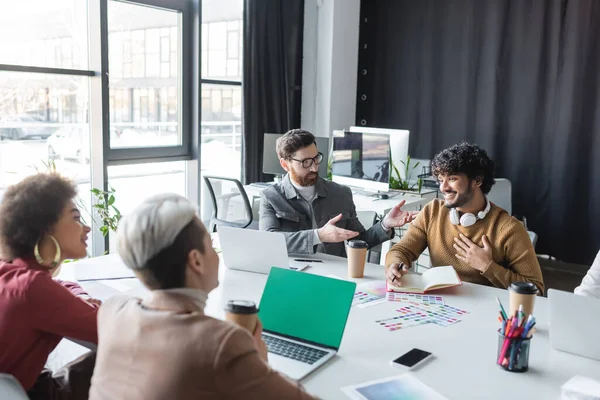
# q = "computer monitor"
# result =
<box><xmin>262</xmin><ymin>133</ymin><xmax>330</xmax><ymax>179</ymax></box>
<box><xmin>349</xmin><ymin>126</ymin><xmax>410</xmax><ymax>181</ymax></box>
<box><xmin>331</xmin><ymin>130</ymin><xmax>390</xmax><ymax>191</ymax></box>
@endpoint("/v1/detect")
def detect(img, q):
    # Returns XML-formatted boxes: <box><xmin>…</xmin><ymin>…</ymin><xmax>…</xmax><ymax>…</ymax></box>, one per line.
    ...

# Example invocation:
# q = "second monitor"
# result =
<box><xmin>263</xmin><ymin>133</ymin><xmax>330</xmax><ymax>179</ymax></box>
<box><xmin>331</xmin><ymin>130</ymin><xmax>390</xmax><ymax>192</ymax></box>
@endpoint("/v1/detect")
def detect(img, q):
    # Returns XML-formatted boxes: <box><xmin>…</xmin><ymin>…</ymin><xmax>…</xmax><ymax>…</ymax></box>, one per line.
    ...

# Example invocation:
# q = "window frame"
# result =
<box><xmin>103</xmin><ymin>0</ymin><xmax>193</xmax><ymax>163</ymax></box>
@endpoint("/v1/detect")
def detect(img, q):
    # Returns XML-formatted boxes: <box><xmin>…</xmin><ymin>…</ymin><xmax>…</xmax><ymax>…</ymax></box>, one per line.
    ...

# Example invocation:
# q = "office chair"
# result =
<box><xmin>357</xmin><ymin>210</ymin><xmax>382</xmax><ymax>264</ymax></box>
<box><xmin>203</xmin><ymin>176</ymin><xmax>258</xmax><ymax>232</ymax></box>
<box><xmin>0</xmin><ymin>374</ymin><xmax>29</xmax><ymax>400</ymax></box>
<box><xmin>487</xmin><ymin>178</ymin><xmax>538</xmax><ymax>249</ymax></box>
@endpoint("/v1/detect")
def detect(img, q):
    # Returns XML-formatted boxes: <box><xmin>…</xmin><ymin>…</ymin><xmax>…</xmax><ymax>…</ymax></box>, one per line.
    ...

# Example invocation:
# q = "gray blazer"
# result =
<box><xmin>259</xmin><ymin>175</ymin><xmax>393</xmax><ymax>256</ymax></box>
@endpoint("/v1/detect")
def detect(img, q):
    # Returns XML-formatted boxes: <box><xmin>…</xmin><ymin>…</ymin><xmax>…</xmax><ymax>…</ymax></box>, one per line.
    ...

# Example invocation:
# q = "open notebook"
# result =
<box><xmin>386</xmin><ymin>266</ymin><xmax>462</xmax><ymax>294</ymax></box>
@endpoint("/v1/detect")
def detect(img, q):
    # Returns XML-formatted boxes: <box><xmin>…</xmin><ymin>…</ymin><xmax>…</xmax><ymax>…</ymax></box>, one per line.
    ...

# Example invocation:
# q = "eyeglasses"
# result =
<box><xmin>289</xmin><ymin>152</ymin><xmax>324</xmax><ymax>169</ymax></box>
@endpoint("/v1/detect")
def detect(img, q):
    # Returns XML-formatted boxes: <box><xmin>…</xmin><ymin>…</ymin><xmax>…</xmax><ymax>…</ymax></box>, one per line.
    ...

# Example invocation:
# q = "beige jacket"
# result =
<box><xmin>89</xmin><ymin>292</ymin><xmax>318</xmax><ymax>400</ymax></box>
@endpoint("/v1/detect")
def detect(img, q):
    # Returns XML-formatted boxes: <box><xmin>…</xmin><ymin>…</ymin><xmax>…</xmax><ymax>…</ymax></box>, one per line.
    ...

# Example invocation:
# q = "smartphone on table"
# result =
<box><xmin>390</xmin><ymin>348</ymin><xmax>433</xmax><ymax>370</ymax></box>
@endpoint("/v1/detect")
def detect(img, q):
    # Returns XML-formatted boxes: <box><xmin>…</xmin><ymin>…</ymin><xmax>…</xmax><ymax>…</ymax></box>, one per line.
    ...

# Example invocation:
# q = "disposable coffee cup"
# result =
<box><xmin>347</xmin><ymin>239</ymin><xmax>368</xmax><ymax>278</ymax></box>
<box><xmin>508</xmin><ymin>282</ymin><xmax>538</xmax><ymax>318</ymax></box>
<box><xmin>224</xmin><ymin>300</ymin><xmax>259</xmax><ymax>333</ymax></box>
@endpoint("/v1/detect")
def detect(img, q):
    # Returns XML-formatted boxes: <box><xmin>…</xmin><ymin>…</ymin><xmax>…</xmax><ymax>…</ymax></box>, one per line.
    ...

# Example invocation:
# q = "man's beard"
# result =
<box><xmin>443</xmin><ymin>185</ymin><xmax>473</xmax><ymax>208</ymax></box>
<box><xmin>289</xmin><ymin>168</ymin><xmax>318</xmax><ymax>186</ymax></box>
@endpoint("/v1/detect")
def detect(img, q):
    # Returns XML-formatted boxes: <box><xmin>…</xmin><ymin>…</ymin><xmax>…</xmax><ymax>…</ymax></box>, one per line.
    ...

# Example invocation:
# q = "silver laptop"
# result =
<box><xmin>218</xmin><ymin>226</ymin><xmax>290</xmax><ymax>274</ymax></box>
<box><xmin>258</xmin><ymin>267</ymin><xmax>356</xmax><ymax>380</ymax></box>
<box><xmin>548</xmin><ymin>288</ymin><xmax>600</xmax><ymax>361</ymax></box>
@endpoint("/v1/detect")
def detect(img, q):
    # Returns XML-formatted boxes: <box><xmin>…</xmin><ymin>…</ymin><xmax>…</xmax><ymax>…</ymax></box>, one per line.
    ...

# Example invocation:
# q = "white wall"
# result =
<box><xmin>301</xmin><ymin>0</ymin><xmax>361</xmax><ymax>139</ymax></box>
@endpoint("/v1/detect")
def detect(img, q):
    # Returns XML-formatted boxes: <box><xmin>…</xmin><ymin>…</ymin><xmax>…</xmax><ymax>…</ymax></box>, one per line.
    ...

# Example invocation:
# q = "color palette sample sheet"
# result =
<box><xmin>352</xmin><ymin>281</ymin><xmax>387</xmax><ymax>308</ymax></box>
<box><xmin>374</xmin><ymin>311</ymin><xmax>431</xmax><ymax>331</ymax></box>
<box><xmin>386</xmin><ymin>292</ymin><xmax>445</xmax><ymax>305</ymax></box>
<box><xmin>396</xmin><ymin>303</ymin><xmax>469</xmax><ymax>327</ymax></box>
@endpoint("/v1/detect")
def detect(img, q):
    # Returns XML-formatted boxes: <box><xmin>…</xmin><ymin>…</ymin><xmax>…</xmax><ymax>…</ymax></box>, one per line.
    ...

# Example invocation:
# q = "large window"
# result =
<box><xmin>201</xmin><ymin>0</ymin><xmax>243</xmax><ymax>180</ymax></box>
<box><xmin>108</xmin><ymin>1</ymin><xmax>182</xmax><ymax>149</ymax></box>
<box><xmin>0</xmin><ymin>0</ymin><xmax>94</xmax><ymax>246</ymax></box>
<box><xmin>0</xmin><ymin>0</ymin><xmax>247</xmax><ymax>254</ymax></box>
<box><xmin>0</xmin><ymin>0</ymin><xmax>88</xmax><ymax>69</ymax></box>
<box><xmin>0</xmin><ymin>0</ymin><xmax>199</xmax><ymax>256</ymax></box>
<box><xmin>0</xmin><ymin>72</ymin><xmax>91</xmax><ymax>201</ymax></box>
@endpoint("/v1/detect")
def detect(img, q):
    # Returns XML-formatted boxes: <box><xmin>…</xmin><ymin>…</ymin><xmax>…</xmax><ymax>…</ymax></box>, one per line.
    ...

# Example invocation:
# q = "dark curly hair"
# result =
<box><xmin>431</xmin><ymin>142</ymin><xmax>496</xmax><ymax>194</ymax></box>
<box><xmin>0</xmin><ymin>172</ymin><xmax>77</xmax><ymax>260</ymax></box>
<box><xmin>276</xmin><ymin>129</ymin><xmax>316</xmax><ymax>159</ymax></box>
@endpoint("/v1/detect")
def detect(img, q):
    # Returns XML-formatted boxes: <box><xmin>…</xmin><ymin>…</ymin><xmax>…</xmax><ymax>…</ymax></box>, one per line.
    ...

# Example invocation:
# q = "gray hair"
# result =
<box><xmin>117</xmin><ymin>193</ymin><xmax>197</xmax><ymax>270</ymax></box>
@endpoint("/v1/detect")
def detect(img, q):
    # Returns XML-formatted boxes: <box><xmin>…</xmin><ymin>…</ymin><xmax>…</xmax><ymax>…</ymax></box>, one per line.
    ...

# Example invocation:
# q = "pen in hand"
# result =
<box><xmin>391</xmin><ymin>263</ymin><xmax>406</xmax><ymax>283</ymax></box>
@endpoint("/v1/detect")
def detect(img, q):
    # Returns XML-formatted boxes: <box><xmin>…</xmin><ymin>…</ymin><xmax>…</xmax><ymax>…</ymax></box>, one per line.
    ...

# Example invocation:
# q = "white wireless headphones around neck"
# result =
<box><xmin>449</xmin><ymin>198</ymin><xmax>491</xmax><ymax>227</ymax></box>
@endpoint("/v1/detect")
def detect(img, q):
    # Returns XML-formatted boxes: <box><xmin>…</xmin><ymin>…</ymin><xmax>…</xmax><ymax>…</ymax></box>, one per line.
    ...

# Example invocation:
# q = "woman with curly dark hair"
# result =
<box><xmin>0</xmin><ymin>172</ymin><xmax>100</xmax><ymax>400</ymax></box>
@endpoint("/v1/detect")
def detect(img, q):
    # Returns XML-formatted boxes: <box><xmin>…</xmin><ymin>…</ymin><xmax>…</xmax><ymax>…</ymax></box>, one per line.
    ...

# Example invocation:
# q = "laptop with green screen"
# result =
<box><xmin>258</xmin><ymin>267</ymin><xmax>356</xmax><ymax>380</ymax></box>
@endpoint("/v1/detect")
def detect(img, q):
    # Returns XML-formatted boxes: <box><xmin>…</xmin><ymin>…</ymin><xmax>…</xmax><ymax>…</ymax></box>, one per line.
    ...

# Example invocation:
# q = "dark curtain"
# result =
<box><xmin>356</xmin><ymin>0</ymin><xmax>600</xmax><ymax>265</ymax></box>
<box><xmin>242</xmin><ymin>0</ymin><xmax>304</xmax><ymax>184</ymax></box>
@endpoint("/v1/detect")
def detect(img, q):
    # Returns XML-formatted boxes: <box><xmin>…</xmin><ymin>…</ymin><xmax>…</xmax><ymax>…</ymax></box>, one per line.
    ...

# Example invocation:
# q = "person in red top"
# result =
<box><xmin>0</xmin><ymin>172</ymin><xmax>101</xmax><ymax>400</ymax></box>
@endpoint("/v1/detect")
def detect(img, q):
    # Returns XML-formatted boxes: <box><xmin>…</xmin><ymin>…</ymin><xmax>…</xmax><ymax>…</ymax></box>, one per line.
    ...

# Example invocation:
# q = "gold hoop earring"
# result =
<box><xmin>34</xmin><ymin>235</ymin><xmax>61</xmax><ymax>268</ymax></box>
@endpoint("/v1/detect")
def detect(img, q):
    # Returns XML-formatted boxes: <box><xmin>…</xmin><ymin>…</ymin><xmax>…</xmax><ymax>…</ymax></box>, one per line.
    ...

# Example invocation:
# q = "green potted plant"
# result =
<box><xmin>91</xmin><ymin>186</ymin><xmax>122</xmax><ymax>239</ymax></box>
<box><xmin>389</xmin><ymin>155</ymin><xmax>423</xmax><ymax>193</ymax></box>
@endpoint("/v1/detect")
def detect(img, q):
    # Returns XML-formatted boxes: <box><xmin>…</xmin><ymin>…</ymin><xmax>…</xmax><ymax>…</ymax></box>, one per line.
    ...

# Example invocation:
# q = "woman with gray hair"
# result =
<box><xmin>88</xmin><ymin>193</ymin><xmax>317</xmax><ymax>400</ymax></box>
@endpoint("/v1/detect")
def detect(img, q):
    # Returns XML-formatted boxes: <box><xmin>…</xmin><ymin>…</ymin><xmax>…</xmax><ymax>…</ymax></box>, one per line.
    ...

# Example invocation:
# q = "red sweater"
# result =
<box><xmin>0</xmin><ymin>258</ymin><xmax>99</xmax><ymax>390</ymax></box>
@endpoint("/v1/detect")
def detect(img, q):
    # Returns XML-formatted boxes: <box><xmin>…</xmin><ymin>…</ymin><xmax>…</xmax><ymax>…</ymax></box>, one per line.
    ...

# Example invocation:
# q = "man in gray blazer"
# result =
<box><xmin>259</xmin><ymin>129</ymin><xmax>417</xmax><ymax>257</ymax></box>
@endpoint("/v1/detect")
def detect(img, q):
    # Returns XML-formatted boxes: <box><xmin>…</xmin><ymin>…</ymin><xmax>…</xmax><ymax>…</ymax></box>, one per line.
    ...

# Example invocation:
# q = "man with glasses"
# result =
<box><xmin>259</xmin><ymin>129</ymin><xmax>416</xmax><ymax>256</ymax></box>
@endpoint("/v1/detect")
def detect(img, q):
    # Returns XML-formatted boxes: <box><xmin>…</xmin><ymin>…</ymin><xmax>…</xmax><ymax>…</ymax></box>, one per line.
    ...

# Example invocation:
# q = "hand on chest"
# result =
<box><xmin>443</xmin><ymin>225</ymin><xmax>500</xmax><ymax>272</ymax></box>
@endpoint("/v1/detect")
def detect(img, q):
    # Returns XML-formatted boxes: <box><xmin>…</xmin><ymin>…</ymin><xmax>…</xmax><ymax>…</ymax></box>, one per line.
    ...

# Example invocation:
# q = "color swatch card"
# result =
<box><xmin>387</xmin><ymin>292</ymin><xmax>445</xmax><ymax>305</ymax></box>
<box><xmin>396</xmin><ymin>304</ymin><xmax>468</xmax><ymax>327</ymax></box>
<box><xmin>353</xmin><ymin>291</ymin><xmax>386</xmax><ymax>308</ymax></box>
<box><xmin>375</xmin><ymin>312</ymin><xmax>430</xmax><ymax>331</ymax></box>
<box><xmin>418</xmin><ymin>303</ymin><xmax>469</xmax><ymax>319</ymax></box>
<box><xmin>353</xmin><ymin>281</ymin><xmax>387</xmax><ymax>308</ymax></box>
<box><xmin>359</xmin><ymin>280</ymin><xmax>387</xmax><ymax>297</ymax></box>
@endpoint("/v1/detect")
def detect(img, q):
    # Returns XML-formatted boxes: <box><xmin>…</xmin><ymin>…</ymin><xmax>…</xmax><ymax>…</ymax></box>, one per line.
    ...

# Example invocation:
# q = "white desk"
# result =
<box><xmin>58</xmin><ymin>253</ymin><xmax>600</xmax><ymax>399</ymax></box>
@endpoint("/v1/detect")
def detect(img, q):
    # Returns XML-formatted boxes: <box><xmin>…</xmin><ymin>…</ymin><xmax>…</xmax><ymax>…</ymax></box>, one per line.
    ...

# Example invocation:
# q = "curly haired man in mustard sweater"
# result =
<box><xmin>385</xmin><ymin>142</ymin><xmax>544</xmax><ymax>294</ymax></box>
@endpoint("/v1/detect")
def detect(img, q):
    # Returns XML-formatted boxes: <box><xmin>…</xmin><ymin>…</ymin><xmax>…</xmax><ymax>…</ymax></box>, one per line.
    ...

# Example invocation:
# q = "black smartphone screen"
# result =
<box><xmin>392</xmin><ymin>348</ymin><xmax>432</xmax><ymax>367</ymax></box>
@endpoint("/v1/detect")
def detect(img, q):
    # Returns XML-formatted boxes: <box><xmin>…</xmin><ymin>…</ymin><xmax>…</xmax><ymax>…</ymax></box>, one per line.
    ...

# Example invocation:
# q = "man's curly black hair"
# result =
<box><xmin>431</xmin><ymin>142</ymin><xmax>496</xmax><ymax>194</ymax></box>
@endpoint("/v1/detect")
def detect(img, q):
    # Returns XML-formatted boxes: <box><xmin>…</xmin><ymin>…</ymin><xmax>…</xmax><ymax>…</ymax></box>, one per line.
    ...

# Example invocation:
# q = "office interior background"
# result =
<box><xmin>0</xmin><ymin>0</ymin><xmax>598</xmax><ymax>280</ymax></box>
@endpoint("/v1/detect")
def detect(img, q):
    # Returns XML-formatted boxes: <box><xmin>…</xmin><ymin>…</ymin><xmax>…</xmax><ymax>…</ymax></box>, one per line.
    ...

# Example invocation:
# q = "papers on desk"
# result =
<box><xmin>387</xmin><ymin>293</ymin><xmax>445</xmax><ymax>305</ymax></box>
<box><xmin>342</xmin><ymin>374</ymin><xmax>448</xmax><ymax>400</ymax></box>
<box><xmin>396</xmin><ymin>304</ymin><xmax>467</xmax><ymax>327</ymax></box>
<box><xmin>375</xmin><ymin>303</ymin><xmax>470</xmax><ymax>331</ymax></box>
<box><xmin>561</xmin><ymin>376</ymin><xmax>600</xmax><ymax>400</ymax></box>
<box><xmin>353</xmin><ymin>281</ymin><xmax>387</xmax><ymax>308</ymax></box>
<box><xmin>74</xmin><ymin>253</ymin><xmax>135</xmax><ymax>281</ymax></box>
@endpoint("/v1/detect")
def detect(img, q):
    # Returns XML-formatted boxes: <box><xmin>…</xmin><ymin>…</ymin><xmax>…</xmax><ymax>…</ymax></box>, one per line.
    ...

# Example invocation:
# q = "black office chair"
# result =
<box><xmin>203</xmin><ymin>176</ymin><xmax>258</xmax><ymax>232</ymax></box>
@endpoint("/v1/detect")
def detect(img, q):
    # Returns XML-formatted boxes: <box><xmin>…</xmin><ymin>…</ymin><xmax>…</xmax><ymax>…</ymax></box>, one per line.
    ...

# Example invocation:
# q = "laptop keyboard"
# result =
<box><xmin>262</xmin><ymin>335</ymin><xmax>328</xmax><ymax>365</ymax></box>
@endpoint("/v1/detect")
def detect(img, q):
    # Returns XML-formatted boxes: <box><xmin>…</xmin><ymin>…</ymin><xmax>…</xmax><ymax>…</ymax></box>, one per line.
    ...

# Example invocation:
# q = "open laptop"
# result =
<box><xmin>548</xmin><ymin>288</ymin><xmax>600</xmax><ymax>361</ymax></box>
<box><xmin>258</xmin><ymin>267</ymin><xmax>356</xmax><ymax>380</ymax></box>
<box><xmin>218</xmin><ymin>226</ymin><xmax>290</xmax><ymax>274</ymax></box>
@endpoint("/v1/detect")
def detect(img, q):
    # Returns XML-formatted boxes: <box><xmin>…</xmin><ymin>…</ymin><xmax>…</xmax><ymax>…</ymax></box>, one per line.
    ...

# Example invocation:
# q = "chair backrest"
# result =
<box><xmin>487</xmin><ymin>178</ymin><xmax>512</xmax><ymax>215</ymax></box>
<box><xmin>528</xmin><ymin>231</ymin><xmax>538</xmax><ymax>248</ymax></box>
<box><xmin>356</xmin><ymin>210</ymin><xmax>378</xmax><ymax>230</ymax></box>
<box><xmin>203</xmin><ymin>176</ymin><xmax>253</xmax><ymax>232</ymax></box>
<box><xmin>356</xmin><ymin>211</ymin><xmax>380</xmax><ymax>264</ymax></box>
<box><xmin>0</xmin><ymin>374</ymin><xmax>29</xmax><ymax>400</ymax></box>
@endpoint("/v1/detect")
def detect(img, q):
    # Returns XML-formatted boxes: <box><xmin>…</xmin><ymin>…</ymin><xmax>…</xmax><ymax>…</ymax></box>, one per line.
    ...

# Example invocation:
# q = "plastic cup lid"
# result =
<box><xmin>347</xmin><ymin>239</ymin><xmax>368</xmax><ymax>249</ymax></box>
<box><xmin>224</xmin><ymin>300</ymin><xmax>258</xmax><ymax>314</ymax></box>
<box><xmin>509</xmin><ymin>282</ymin><xmax>538</xmax><ymax>295</ymax></box>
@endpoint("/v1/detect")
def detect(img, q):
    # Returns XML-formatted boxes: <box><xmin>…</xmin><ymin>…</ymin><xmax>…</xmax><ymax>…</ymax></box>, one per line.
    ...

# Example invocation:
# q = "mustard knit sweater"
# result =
<box><xmin>385</xmin><ymin>199</ymin><xmax>544</xmax><ymax>294</ymax></box>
